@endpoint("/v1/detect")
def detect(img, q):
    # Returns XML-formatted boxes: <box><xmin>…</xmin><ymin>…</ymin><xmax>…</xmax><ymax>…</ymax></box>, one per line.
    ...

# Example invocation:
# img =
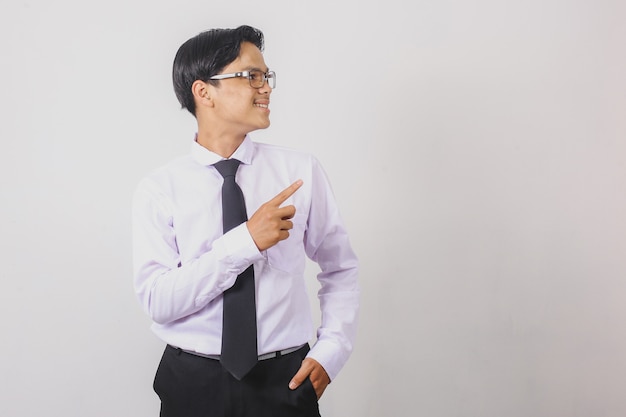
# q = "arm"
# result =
<box><xmin>132</xmin><ymin>177</ymin><xmax>303</xmax><ymax>325</ymax></box>
<box><xmin>132</xmin><ymin>178</ymin><xmax>262</xmax><ymax>324</ymax></box>
<box><xmin>290</xmin><ymin>157</ymin><xmax>360</xmax><ymax>397</ymax></box>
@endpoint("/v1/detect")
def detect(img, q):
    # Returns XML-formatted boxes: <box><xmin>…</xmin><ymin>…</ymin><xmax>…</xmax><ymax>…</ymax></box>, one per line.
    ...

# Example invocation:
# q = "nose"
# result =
<box><xmin>258</xmin><ymin>80</ymin><xmax>272</xmax><ymax>94</ymax></box>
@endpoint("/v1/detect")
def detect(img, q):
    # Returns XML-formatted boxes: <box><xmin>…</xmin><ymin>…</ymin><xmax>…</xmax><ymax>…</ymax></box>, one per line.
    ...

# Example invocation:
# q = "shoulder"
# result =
<box><xmin>252</xmin><ymin>141</ymin><xmax>319</xmax><ymax>166</ymax></box>
<box><xmin>253</xmin><ymin>140</ymin><xmax>308</xmax><ymax>154</ymax></box>
<box><xmin>135</xmin><ymin>154</ymin><xmax>197</xmax><ymax>195</ymax></box>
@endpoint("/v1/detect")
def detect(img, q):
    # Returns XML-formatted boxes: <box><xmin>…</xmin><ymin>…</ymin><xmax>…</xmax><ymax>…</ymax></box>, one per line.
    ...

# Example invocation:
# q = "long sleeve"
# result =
<box><xmin>132</xmin><ymin>175</ymin><xmax>263</xmax><ymax>325</ymax></box>
<box><xmin>303</xmin><ymin>158</ymin><xmax>360</xmax><ymax>381</ymax></box>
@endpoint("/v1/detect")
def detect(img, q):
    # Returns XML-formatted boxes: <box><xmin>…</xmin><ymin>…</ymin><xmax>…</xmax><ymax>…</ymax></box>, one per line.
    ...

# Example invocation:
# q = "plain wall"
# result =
<box><xmin>1</xmin><ymin>1</ymin><xmax>625</xmax><ymax>416</ymax></box>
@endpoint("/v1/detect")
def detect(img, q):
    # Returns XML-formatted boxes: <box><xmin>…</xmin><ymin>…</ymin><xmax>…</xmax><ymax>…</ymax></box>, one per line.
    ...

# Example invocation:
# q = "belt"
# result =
<box><xmin>179</xmin><ymin>344</ymin><xmax>305</xmax><ymax>361</ymax></box>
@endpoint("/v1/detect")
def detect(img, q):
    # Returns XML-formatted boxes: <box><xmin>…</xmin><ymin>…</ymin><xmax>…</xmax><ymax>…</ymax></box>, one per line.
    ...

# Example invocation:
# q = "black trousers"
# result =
<box><xmin>153</xmin><ymin>344</ymin><xmax>321</xmax><ymax>417</ymax></box>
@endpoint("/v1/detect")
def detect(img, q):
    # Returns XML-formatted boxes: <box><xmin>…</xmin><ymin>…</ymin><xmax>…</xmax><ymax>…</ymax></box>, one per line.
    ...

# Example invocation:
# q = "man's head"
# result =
<box><xmin>173</xmin><ymin>25</ymin><xmax>265</xmax><ymax>117</ymax></box>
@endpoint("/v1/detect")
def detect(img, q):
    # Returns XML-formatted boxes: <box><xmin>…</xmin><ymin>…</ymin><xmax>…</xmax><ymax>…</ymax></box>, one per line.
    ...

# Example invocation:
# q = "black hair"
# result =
<box><xmin>172</xmin><ymin>25</ymin><xmax>265</xmax><ymax>116</ymax></box>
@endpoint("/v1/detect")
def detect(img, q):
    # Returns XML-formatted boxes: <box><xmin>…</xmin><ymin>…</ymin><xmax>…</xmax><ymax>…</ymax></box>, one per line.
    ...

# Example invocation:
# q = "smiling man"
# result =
<box><xmin>132</xmin><ymin>25</ymin><xmax>359</xmax><ymax>417</ymax></box>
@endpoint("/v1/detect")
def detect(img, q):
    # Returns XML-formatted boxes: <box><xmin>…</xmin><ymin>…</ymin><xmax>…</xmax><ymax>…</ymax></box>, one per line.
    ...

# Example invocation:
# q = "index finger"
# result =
<box><xmin>269</xmin><ymin>180</ymin><xmax>303</xmax><ymax>206</ymax></box>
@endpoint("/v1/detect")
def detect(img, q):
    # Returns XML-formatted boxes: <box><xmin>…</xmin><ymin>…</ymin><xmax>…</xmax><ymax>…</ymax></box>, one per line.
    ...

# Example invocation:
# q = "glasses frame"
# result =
<box><xmin>209</xmin><ymin>70</ymin><xmax>276</xmax><ymax>89</ymax></box>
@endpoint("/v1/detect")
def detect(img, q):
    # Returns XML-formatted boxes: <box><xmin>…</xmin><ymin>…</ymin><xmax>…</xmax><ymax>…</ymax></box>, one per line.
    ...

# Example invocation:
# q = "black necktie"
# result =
<box><xmin>213</xmin><ymin>159</ymin><xmax>258</xmax><ymax>380</ymax></box>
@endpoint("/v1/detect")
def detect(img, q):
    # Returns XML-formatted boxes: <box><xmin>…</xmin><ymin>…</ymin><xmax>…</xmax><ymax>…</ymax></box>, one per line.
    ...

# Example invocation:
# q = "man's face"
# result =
<box><xmin>209</xmin><ymin>42</ymin><xmax>273</xmax><ymax>136</ymax></box>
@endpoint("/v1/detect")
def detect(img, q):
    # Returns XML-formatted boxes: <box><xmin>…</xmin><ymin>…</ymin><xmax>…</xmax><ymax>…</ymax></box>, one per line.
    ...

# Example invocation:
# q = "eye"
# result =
<box><xmin>249</xmin><ymin>70</ymin><xmax>264</xmax><ymax>82</ymax></box>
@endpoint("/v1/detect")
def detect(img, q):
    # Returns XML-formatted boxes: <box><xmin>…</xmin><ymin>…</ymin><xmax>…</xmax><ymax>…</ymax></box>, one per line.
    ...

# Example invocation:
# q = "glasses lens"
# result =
<box><xmin>267</xmin><ymin>71</ymin><xmax>276</xmax><ymax>88</ymax></box>
<box><xmin>249</xmin><ymin>70</ymin><xmax>275</xmax><ymax>88</ymax></box>
<box><xmin>248</xmin><ymin>70</ymin><xmax>263</xmax><ymax>88</ymax></box>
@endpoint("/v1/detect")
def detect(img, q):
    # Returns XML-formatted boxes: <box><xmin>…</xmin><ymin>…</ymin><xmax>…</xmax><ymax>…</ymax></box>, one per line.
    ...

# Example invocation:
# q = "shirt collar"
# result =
<box><xmin>190</xmin><ymin>134</ymin><xmax>255</xmax><ymax>166</ymax></box>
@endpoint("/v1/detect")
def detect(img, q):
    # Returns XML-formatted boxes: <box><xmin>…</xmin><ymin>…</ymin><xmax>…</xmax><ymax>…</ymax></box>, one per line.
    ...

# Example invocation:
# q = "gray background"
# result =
<box><xmin>2</xmin><ymin>1</ymin><xmax>625</xmax><ymax>416</ymax></box>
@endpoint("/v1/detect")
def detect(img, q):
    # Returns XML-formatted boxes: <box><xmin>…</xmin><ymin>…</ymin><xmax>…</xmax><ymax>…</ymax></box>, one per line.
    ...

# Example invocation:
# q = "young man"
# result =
<box><xmin>132</xmin><ymin>25</ymin><xmax>359</xmax><ymax>417</ymax></box>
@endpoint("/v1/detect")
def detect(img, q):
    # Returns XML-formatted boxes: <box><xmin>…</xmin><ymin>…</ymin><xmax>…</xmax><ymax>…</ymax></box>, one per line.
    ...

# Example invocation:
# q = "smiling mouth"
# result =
<box><xmin>254</xmin><ymin>103</ymin><xmax>269</xmax><ymax>109</ymax></box>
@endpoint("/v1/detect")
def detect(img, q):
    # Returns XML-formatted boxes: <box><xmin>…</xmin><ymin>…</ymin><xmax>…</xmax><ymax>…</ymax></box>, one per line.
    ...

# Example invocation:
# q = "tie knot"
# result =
<box><xmin>214</xmin><ymin>159</ymin><xmax>241</xmax><ymax>178</ymax></box>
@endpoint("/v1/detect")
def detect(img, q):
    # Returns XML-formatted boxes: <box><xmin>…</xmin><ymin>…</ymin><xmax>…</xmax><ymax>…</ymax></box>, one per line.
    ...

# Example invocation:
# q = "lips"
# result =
<box><xmin>254</xmin><ymin>100</ymin><xmax>269</xmax><ymax>110</ymax></box>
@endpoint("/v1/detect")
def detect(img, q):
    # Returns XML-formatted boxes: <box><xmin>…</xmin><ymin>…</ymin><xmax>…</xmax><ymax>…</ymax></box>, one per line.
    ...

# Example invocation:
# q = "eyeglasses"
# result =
<box><xmin>209</xmin><ymin>69</ymin><xmax>276</xmax><ymax>89</ymax></box>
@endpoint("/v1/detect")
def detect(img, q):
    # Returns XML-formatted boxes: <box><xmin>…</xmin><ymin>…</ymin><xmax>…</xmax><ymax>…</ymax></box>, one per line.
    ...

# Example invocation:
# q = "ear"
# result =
<box><xmin>192</xmin><ymin>80</ymin><xmax>214</xmax><ymax>108</ymax></box>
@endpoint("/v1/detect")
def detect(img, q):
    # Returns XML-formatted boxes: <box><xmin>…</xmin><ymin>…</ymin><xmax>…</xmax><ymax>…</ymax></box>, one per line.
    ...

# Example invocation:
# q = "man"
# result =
<box><xmin>132</xmin><ymin>25</ymin><xmax>359</xmax><ymax>417</ymax></box>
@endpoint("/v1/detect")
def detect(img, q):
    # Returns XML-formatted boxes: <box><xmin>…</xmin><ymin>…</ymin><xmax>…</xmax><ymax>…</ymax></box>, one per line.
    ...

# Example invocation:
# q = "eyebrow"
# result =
<box><xmin>243</xmin><ymin>65</ymin><xmax>270</xmax><ymax>73</ymax></box>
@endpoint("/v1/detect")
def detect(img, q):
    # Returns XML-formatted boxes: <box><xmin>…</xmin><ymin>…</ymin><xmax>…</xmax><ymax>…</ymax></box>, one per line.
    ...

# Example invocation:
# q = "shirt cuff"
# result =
<box><xmin>306</xmin><ymin>339</ymin><xmax>349</xmax><ymax>382</ymax></box>
<box><xmin>217</xmin><ymin>222</ymin><xmax>263</xmax><ymax>273</ymax></box>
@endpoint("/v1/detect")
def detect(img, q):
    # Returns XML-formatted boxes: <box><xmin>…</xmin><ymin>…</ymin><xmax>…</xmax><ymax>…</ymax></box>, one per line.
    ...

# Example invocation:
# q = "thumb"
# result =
<box><xmin>289</xmin><ymin>361</ymin><xmax>312</xmax><ymax>390</ymax></box>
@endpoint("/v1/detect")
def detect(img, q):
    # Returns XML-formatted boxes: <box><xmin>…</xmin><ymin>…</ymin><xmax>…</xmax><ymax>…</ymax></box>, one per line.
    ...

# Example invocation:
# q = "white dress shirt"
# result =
<box><xmin>132</xmin><ymin>135</ymin><xmax>359</xmax><ymax>380</ymax></box>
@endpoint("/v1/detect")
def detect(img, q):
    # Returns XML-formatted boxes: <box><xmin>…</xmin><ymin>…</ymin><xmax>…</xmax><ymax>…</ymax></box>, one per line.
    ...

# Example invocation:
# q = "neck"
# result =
<box><xmin>196</xmin><ymin>132</ymin><xmax>245</xmax><ymax>158</ymax></box>
<box><xmin>195</xmin><ymin>118</ymin><xmax>246</xmax><ymax>158</ymax></box>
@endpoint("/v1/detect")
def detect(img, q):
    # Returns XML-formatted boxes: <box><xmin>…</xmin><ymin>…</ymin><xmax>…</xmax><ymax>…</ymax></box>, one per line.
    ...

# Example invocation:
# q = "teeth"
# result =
<box><xmin>254</xmin><ymin>103</ymin><xmax>268</xmax><ymax>108</ymax></box>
